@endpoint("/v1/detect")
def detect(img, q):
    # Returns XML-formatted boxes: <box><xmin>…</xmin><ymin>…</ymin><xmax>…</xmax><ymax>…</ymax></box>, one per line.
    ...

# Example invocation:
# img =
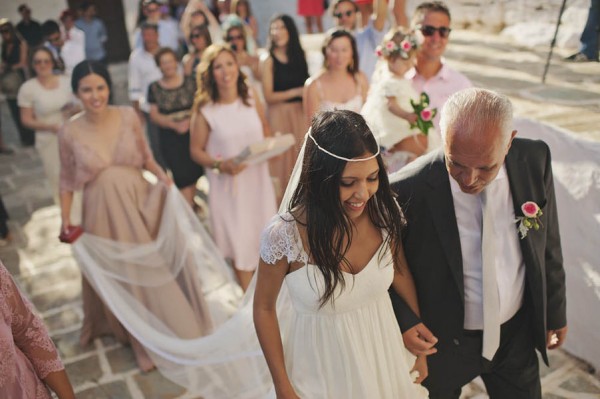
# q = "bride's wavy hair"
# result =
<box><xmin>288</xmin><ymin>110</ymin><xmax>405</xmax><ymax>307</ymax></box>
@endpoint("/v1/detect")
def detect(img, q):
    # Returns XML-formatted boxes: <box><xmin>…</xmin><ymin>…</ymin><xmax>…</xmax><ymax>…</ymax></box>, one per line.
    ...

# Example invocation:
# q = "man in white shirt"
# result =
<box><xmin>390</xmin><ymin>88</ymin><xmax>567</xmax><ymax>399</ymax></box>
<box><xmin>407</xmin><ymin>2</ymin><xmax>472</xmax><ymax>136</ymax></box>
<box><xmin>42</xmin><ymin>19</ymin><xmax>84</xmax><ymax>76</ymax></box>
<box><xmin>128</xmin><ymin>22</ymin><xmax>165</xmax><ymax>167</ymax></box>
<box><xmin>133</xmin><ymin>0</ymin><xmax>183</xmax><ymax>52</ymax></box>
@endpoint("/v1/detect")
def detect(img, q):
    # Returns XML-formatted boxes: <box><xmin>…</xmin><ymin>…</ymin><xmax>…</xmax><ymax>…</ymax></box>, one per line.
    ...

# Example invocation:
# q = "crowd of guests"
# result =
<box><xmin>0</xmin><ymin>0</ymin><xmax>569</xmax><ymax>398</ymax></box>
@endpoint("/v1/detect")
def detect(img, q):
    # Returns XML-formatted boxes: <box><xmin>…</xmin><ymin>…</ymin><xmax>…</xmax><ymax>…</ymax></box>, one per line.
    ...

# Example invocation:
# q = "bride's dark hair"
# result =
<box><xmin>288</xmin><ymin>110</ymin><xmax>405</xmax><ymax>307</ymax></box>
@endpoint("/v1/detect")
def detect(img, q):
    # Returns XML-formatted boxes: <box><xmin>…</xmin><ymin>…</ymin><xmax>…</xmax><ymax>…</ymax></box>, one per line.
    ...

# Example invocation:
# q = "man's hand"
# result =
<box><xmin>546</xmin><ymin>326</ymin><xmax>568</xmax><ymax>350</ymax></box>
<box><xmin>402</xmin><ymin>322</ymin><xmax>438</xmax><ymax>356</ymax></box>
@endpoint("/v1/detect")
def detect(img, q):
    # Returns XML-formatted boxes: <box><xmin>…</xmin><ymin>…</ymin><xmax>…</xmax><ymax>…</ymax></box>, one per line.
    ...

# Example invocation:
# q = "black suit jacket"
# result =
<box><xmin>390</xmin><ymin>138</ymin><xmax>566</xmax><ymax>391</ymax></box>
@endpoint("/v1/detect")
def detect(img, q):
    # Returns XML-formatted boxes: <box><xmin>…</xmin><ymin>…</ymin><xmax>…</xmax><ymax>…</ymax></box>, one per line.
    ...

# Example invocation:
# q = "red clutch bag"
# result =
<box><xmin>59</xmin><ymin>225</ymin><xmax>84</xmax><ymax>244</ymax></box>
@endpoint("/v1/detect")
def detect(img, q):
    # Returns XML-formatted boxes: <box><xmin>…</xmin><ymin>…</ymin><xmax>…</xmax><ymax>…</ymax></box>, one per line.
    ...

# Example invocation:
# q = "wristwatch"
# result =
<box><xmin>211</xmin><ymin>160</ymin><xmax>222</xmax><ymax>174</ymax></box>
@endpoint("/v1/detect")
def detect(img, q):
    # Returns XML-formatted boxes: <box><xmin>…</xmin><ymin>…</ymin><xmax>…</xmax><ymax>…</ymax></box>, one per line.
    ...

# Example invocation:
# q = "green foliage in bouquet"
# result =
<box><xmin>410</xmin><ymin>92</ymin><xmax>437</xmax><ymax>136</ymax></box>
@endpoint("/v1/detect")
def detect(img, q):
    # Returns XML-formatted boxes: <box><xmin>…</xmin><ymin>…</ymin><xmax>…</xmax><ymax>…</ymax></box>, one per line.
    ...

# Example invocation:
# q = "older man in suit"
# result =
<box><xmin>390</xmin><ymin>88</ymin><xmax>567</xmax><ymax>398</ymax></box>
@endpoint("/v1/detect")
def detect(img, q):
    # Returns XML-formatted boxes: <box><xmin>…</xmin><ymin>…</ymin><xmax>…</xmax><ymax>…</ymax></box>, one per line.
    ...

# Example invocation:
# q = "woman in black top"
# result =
<box><xmin>148</xmin><ymin>48</ymin><xmax>204</xmax><ymax>206</ymax></box>
<box><xmin>260</xmin><ymin>14</ymin><xmax>309</xmax><ymax>202</ymax></box>
<box><xmin>0</xmin><ymin>20</ymin><xmax>34</xmax><ymax>147</ymax></box>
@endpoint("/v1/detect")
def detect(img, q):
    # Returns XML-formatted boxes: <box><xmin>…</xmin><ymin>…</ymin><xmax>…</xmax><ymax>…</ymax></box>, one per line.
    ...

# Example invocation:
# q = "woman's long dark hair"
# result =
<box><xmin>268</xmin><ymin>14</ymin><xmax>308</xmax><ymax>79</ymax></box>
<box><xmin>288</xmin><ymin>110</ymin><xmax>405</xmax><ymax>307</ymax></box>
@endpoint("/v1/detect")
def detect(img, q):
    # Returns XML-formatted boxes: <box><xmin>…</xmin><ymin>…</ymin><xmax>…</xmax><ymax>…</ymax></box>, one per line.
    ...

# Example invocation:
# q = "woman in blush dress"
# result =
<box><xmin>303</xmin><ymin>29</ymin><xmax>369</xmax><ymax>124</ymax></box>
<box><xmin>261</xmin><ymin>14</ymin><xmax>309</xmax><ymax>201</ymax></box>
<box><xmin>0</xmin><ymin>261</ymin><xmax>75</xmax><ymax>399</ymax></box>
<box><xmin>59</xmin><ymin>61</ymin><xmax>215</xmax><ymax>372</ymax></box>
<box><xmin>254</xmin><ymin>110</ymin><xmax>432</xmax><ymax>398</ymax></box>
<box><xmin>190</xmin><ymin>43</ymin><xmax>276</xmax><ymax>291</ymax></box>
<box><xmin>18</xmin><ymin>46</ymin><xmax>78</xmax><ymax>204</ymax></box>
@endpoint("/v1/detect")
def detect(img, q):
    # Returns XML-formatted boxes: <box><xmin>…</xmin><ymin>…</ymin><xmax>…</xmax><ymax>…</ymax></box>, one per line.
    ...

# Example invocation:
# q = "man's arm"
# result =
<box><xmin>372</xmin><ymin>0</ymin><xmax>388</xmax><ymax>32</ymax></box>
<box><xmin>541</xmin><ymin>143</ymin><xmax>567</xmax><ymax>348</ymax></box>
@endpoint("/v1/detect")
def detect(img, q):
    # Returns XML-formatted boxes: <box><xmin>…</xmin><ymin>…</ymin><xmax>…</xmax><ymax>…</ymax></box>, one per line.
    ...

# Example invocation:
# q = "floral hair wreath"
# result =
<box><xmin>375</xmin><ymin>33</ymin><xmax>419</xmax><ymax>59</ymax></box>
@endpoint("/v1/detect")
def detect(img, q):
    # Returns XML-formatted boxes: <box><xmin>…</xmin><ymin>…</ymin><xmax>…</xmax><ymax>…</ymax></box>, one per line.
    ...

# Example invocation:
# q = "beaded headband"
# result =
<box><xmin>306</xmin><ymin>131</ymin><xmax>380</xmax><ymax>162</ymax></box>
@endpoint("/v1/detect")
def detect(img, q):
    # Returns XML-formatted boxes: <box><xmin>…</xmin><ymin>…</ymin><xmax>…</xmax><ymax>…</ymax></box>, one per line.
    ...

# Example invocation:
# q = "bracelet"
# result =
<box><xmin>211</xmin><ymin>160</ymin><xmax>222</xmax><ymax>174</ymax></box>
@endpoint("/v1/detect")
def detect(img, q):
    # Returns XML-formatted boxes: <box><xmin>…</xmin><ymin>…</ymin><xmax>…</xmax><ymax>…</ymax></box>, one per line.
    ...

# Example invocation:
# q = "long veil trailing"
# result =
<box><xmin>70</xmin><ymin>136</ymin><xmax>311</xmax><ymax>398</ymax></box>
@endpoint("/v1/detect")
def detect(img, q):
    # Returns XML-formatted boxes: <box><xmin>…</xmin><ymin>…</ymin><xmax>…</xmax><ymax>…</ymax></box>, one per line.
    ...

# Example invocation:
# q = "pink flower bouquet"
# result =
<box><xmin>409</xmin><ymin>92</ymin><xmax>437</xmax><ymax>136</ymax></box>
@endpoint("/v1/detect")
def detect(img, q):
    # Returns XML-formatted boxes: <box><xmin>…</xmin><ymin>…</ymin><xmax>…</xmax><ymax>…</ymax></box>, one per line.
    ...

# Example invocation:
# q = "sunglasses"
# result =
<box><xmin>33</xmin><ymin>59</ymin><xmax>52</xmax><ymax>65</ymax></box>
<box><xmin>0</xmin><ymin>29</ymin><xmax>10</xmax><ymax>34</ymax></box>
<box><xmin>226</xmin><ymin>35</ymin><xmax>243</xmax><ymax>41</ymax></box>
<box><xmin>191</xmin><ymin>34</ymin><xmax>204</xmax><ymax>39</ymax></box>
<box><xmin>420</xmin><ymin>25</ymin><xmax>451</xmax><ymax>38</ymax></box>
<box><xmin>334</xmin><ymin>10</ymin><xmax>354</xmax><ymax>19</ymax></box>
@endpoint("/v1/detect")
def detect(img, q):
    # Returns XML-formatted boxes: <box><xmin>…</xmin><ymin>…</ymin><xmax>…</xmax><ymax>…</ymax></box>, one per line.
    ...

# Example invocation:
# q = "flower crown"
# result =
<box><xmin>375</xmin><ymin>34</ymin><xmax>418</xmax><ymax>60</ymax></box>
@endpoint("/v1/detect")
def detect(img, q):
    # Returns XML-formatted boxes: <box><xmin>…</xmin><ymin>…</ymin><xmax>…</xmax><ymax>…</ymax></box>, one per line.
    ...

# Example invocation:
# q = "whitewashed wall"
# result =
<box><xmin>0</xmin><ymin>0</ymin><xmax>67</xmax><ymax>25</ymax></box>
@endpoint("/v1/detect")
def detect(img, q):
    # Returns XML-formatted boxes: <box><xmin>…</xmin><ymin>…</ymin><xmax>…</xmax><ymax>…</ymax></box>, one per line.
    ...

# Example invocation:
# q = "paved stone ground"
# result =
<box><xmin>1</xmin><ymin>28</ymin><xmax>599</xmax><ymax>398</ymax></box>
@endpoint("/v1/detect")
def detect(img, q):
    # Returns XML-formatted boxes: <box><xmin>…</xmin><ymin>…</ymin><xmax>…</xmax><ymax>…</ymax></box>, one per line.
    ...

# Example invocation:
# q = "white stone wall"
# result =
<box><xmin>0</xmin><ymin>0</ymin><xmax>67</xmax><ymax>26</ymax></box>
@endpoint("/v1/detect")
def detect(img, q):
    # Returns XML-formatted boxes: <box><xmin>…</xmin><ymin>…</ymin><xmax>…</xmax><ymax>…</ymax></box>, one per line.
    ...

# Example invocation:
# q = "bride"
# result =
<box><xmin>254</xmin><ymin>110</ymin><xmax>433</xmax><ymax>398</ymax></box>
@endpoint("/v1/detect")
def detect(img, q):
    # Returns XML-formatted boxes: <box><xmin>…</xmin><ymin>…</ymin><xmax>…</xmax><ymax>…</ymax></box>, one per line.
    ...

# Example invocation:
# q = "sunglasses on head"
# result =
<box><xmin>420</xmin><ymin>25</ymin><xmax>451</xmax><ymax>38</ymax></box>
<box><xmin>334</xmin><ymin>10</ymin><xmax>354</xmax><ymax>18</ymax></box>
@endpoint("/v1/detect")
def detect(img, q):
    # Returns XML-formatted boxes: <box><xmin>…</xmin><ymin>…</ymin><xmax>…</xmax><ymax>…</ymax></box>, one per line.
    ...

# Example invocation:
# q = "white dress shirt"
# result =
<box><xmin>449</xmin><ymin>165</ymin><xmax>525</xmax><ymax>330</ymax></box>
<box><xmin>128</xmin><ymin>48</ymin><xmax>162</xmax><ymax>113</ymax></box>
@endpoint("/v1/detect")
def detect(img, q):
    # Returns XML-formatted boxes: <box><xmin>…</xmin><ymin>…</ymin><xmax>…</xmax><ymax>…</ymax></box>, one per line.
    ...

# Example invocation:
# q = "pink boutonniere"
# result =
<box><xmin>515</xmin><ymin>201</ymin><xmax>543</xmax><ymax>239</ymax></box>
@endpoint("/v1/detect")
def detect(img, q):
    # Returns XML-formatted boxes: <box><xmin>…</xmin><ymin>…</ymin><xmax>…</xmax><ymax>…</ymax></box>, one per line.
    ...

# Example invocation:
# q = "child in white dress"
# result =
<box><xmin>362</xmin><ymin>28</ymin><xmax>438</xmax><ymax>173</ymax></box>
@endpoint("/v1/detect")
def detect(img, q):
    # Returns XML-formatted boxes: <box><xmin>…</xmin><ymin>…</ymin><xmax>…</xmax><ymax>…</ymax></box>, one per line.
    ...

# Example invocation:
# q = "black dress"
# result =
<box><xmin>147</xmin><ymin>76</ymin><xmax>204</xmax><ymax>188</ymax></box>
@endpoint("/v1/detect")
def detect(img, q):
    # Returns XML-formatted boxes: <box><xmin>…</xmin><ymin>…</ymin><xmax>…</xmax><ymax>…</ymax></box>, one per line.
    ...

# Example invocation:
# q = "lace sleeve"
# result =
<box><xmin>1</xmin><ymin>265</ymin><xmax>64</xmax><ymax>380</ymax></box>
<box><xmin>58</xmin><ymin>126</ymin><xmax>77</xmax><ymax>193</ymax></box>
<box><xmin>259</xmin><ymin>213</ymin><xmax>308</xmax><ymax>265</ymax></box>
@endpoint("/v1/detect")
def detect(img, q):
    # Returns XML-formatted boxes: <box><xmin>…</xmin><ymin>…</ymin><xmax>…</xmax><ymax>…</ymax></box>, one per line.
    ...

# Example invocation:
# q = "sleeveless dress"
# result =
<box><xmin>260</xmin><ymin>213</ymin><xmax>430</xmax><ymax>398</ymax></box>
<box><xmin>147</xmin><ymin>75</ymin><xmax>204</xmax><ymax>189</ymax></box>
<box><xmin>58</xmin><ymin>106</ymin><xmax>214</xmax><ymax>371</ymax></box>
<box><xmin>317</xmin><ymin>78</ymin><xmax>364</xmax><ymax>113</ymax></box>
<box><xmin>267</xmin><ymin>54</ymin><xmax>309</xmax><ymax>201</ymax></box>
<box><xmin>201</xmin><ymin>98</ymin><xmax>277</xmax><ymax>271</ymax></box>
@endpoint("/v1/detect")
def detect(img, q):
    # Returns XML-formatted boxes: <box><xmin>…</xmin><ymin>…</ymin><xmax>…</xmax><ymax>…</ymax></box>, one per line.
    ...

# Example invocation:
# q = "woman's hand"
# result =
<box><xmin>172</xmin><ymin>119</ymin><xmax>191</xmax><ymax>134</ymax></box>
<box><xmin>60</xmin><ymin>218</ymin><xmax>71</xmax><ymax>235</ymax></box>
<box><xmin>275</xmin><ymin>384</ymin><xmax>301</xmax><ymax>399</ymax></box>
<box><xmin>219</xmin><ymin>159</ymin><xmax>247</xmax><ymax>175</ymax></box>
<box><xmin>50</xmin><ymin>124</ymin><xmax>62</xmax><ymax>134</ymax></box>
<box><xmin>411</xmin><ymin>355</ymin><xmax>428</xmax><ymax>384</ymax></box>
<box><xmin>387</xmin><ymin>97</ymin><xmax>418</xmax><ymax>124</ymax></box>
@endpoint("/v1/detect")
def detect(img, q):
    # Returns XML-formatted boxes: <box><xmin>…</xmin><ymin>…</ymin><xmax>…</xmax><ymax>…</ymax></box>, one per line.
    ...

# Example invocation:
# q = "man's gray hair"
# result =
<box><xmin>440</xmin><ymin>88</ymin><xmax>513</xmax><ymax>145</ymax></box>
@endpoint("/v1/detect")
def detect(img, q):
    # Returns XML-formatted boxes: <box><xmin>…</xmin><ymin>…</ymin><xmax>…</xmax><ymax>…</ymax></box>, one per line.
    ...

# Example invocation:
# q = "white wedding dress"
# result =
<box><xmin>260</xmin><ymin>213</ymin><xmax>429</xmax><ymax>398</ymax></box>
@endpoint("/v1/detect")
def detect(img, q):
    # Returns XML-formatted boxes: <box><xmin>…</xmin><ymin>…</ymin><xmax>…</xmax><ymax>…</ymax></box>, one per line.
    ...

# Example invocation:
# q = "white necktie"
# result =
<box><xmin>481</xmin><ymin>188</ymin><xmax>500</xmax><ymax>360</ymax></box>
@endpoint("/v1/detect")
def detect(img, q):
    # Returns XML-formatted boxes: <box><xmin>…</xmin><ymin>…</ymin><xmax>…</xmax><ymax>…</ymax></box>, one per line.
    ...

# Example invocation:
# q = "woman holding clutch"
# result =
<box><xmin>191</xmin><ymin>43</ymin><xmax>276</xmax><ymax>290</ymax></box>
<box><xmin>59</xmin><ymin>61</ymin><xmax>215</xmax><ymax>372</ymax></box>
<box><xmin>149</xmin><ymin>47</ymin><xmax>204</xmax><ymax>205</ymax></box>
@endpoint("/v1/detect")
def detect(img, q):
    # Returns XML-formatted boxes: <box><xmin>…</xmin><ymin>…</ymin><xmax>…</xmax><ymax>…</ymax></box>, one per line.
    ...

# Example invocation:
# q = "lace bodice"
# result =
<box><xmin>0</xmin><ymin>263</ymin><xmax>64</xmax><ymax>398</ymax></box>
<box><xmin>260</xmin><ymin>213</ymin><xmax>309</xmax><ymax>266</ymax></box>
<box><xmin>58</xmin><ymin>106</ymin><xmax>154</xmax><ymax>192</ymax></box>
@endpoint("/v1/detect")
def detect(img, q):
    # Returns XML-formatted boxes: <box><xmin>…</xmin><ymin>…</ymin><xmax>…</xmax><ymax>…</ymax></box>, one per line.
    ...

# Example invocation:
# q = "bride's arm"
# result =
<box><xmin>254</xmin><ymin>258</ymin><xmax>299</xmax><ymax>399</ymax></box>
<box><xmin>391</xmin><ymin>244</ymin><xmax>420</xmax><ymax>316</ymax></box>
